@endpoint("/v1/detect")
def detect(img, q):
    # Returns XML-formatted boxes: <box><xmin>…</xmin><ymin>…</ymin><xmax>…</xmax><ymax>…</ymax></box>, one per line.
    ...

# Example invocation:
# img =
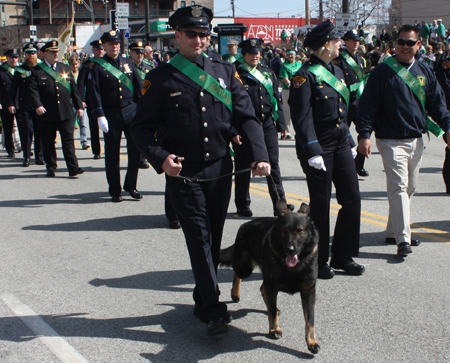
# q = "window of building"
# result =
<box><xmin>134</xmin><ymin>1</ymin><xmax>138</xmax><ymax>9</ymax></box>
<box><xmin>180</xmin><ymin>1</ymin><xmax>185</xmax><ymax>7</ymax></box>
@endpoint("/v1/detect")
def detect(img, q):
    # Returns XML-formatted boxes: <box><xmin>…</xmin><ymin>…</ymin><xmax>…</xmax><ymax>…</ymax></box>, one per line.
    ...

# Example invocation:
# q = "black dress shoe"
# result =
<box><xmin>35</xmin><ymin>159</ymin><xmax>45</xmax><ymax>165</ymax></box>
<box><xmin>330</xmin><ymin>257</ymin><xmax>365</xmax><ymax>275</ymax></box>
<box><xmin>357</xmin><ymin>168</ymin><xmax>369</xmax><ymax>177</ymax></box>
<box><xmin>111</xmin><ymin>195</ymin><xmax>123</xmax><ymax>203</ymax></box>
<box><xmin>7</xmin><ymin>151</ymin><xmax>15</xmax><ymax>158</ymax></box>
<box><xmin>69</xmin><ymin>167</ymin><xmax>85</xmax><ymax>177</ymax></box>
<box><xmin>397</xmin><ymin>242</ymin><xmax>412</xmax><ymax>256</ymax></box>
<box><xmin>139</xmin><ymin>161</ymin><xmax>150</xmax><ymax>169</ymax></box>
<box><xmin>23</xmin><ymin>159</ymin><xmax>30</xmax><ymax>167</ymax></box>
<box><xmin>46</xmin><ymin>170</ymin><xmax>55</xmax><ymax>177</ymax></box>
<box><xmin>124</xmin><ymin>187</ymin><xmax>143</xmax><ymax>199</ymax></box>
<box><xmin>93</xmin><ymin>154</ymin><xmax>101</xmax><ymax>160</ymax></box>
<box><xmin>169</xmin><ymin>220</ymin><xmax>181</xmax><ymax>229</ymax></box>
<box><xmin>237</xmin><ymin>208</ymin><xmax>253</xmax><ymax>217</ymax></box>
<box><xmin>207</xmin><ymin>318</ymin><xmax>229</xmax><ymax>336</ymax></box>
<box><xmin>385</xmin><ymin>238</ymin><xmax>420</xmax><ymax>246</ymax></box>
<box><xmin>318</xmin><ymin>264</ymin><xmax>335</xmax><ymax>279</ymax></box>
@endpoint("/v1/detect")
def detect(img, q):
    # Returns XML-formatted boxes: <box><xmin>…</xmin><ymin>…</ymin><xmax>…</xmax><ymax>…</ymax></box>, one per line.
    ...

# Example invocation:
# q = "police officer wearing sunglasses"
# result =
<box><xmin>357</xmin><ymin>24</ymin><xmax>450</xmax><ymax>256</ymax></box>
<box><xmin>131</xmin><ymin>5</ymin><xmax>270</xmax><ymax>336</ymax></box>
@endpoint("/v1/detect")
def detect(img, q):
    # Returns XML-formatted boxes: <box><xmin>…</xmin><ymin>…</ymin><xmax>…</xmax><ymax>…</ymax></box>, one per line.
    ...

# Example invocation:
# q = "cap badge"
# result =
<box><xmin>110</xmin><ymin>30</ymin><xmax>116</xmax><ymax>36</ymax></box>
<box><xmin>250</xmin><ymin>39</ymin><xmax>257</xmax><ymax>47</ymax></box>
<box><xmin>98</xmin><ymin>40</ymin><xmax>102</xmax><ymax>44</ymax></box>
<box><xmin>28</xmin><ymin>44</ymin><xmax>33</xmax><ymax>49</ymax></box>
<box><xmin>191</xmin><ymin>5</ymin><xmax>203</xmax><ymax>18</ymax></box>
<box><xmin>52</xmin><ymin>41</ymin><xmax>56</xmax><ymax>46</ymax></box>
<box><xmin>138</xmin><ymin>42</ymin><xmax>142</xmax><ymax>46</ymax></box>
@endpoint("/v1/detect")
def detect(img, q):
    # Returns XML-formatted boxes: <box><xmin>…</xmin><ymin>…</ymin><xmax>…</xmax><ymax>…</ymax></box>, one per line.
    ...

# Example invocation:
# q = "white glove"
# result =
<box><xmin>351</xmin><ymin>147</ymin><xmax>357</xmax><ymax>159</ymax></box>
<box><xmin>308</xmin><ymin>155</ymin><xmax>327</xmax><ymax>171</ymax></box>
<box><xmin>97</xmin><ymin>116</ymin><xmax>109</xmax><ymax>133</ymax></box>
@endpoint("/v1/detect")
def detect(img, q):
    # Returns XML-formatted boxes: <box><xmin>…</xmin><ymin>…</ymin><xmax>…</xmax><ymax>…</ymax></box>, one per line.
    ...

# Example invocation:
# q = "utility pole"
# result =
<box><xmin>145</xmin><ymin>0</ymin><xmax>150</xmax><ymax>44</ymax></box>
<box><xmin>231</xmin><ymin>0</ymin><xmax>235</xmax><ymax>18</ymax></box>
<box><xmin>28</xmin><ymin>0</ymin><xmax>33</xmax><ymax>25</ymax></box>
<box><xmin>319</xmin><ymin>0</ymin><xmax>323</xmax><ymax>22</ymax></box>
<box><xmin>343</xmin><ymin>0</ymin><xmax>349</xmax><ymax>13</ymax></box>
<box><xmin>305</xmin><ymin>0</ymin><xmax>310</xmax><ymax>25</ymax></box>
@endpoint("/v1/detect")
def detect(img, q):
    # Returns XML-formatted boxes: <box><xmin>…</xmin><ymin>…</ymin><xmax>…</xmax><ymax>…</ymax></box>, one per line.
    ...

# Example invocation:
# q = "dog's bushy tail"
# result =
<box><xmin>219</xmin><ymin>245</ymin><xmax>235</xmax><ymax>267</ymax></box>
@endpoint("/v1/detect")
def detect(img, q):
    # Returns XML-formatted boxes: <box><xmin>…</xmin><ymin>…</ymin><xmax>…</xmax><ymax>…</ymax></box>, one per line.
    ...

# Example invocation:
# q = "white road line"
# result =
<box><xmin>1</xmin><ymin>293</ymin><xmax>89</xmax><ymax>363</ymax></box>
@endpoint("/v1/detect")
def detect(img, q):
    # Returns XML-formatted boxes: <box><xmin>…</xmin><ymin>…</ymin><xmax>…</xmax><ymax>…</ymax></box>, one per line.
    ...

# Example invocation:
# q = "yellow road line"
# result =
<box><xmin>249</xmin><ymin>182</ymin><xmax>450</xmax><ymax>244</ymax></box>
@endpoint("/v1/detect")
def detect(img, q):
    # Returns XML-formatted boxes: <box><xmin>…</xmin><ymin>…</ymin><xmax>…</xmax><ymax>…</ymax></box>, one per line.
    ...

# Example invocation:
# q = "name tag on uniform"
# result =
<box><xmin>170</xmin><ymin>92</ymin><xmax>182</xmax><ymax>97</ymax></box>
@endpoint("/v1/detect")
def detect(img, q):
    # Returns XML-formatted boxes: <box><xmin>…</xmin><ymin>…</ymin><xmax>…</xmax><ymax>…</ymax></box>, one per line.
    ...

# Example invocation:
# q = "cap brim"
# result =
<box><xmin>330</xmin><ymin>32</ymin><xmax>344</xmax><ymax>40</ymax></box>
<box><xmin>245</xmin><ymin>48</ymin><xmax>261</xmax><ymax>54</ymax></box>
<box><xmin>45</xmin><ymin>47</ymin><xmax>59</xmax><ymax>51</ymax></box>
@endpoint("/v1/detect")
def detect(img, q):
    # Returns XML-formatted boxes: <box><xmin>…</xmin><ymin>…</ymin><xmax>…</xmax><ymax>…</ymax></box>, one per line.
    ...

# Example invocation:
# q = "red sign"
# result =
<box><xmin>235</xmin><ymin>17</ymin><xmax>320</xmax><ymax>43</ymax></box>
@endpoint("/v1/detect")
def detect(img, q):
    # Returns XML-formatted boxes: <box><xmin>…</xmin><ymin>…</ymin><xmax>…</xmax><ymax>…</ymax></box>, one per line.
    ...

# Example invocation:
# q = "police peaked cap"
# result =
<box><xmin>342</xmin><ymin>30</ymin><xmax>360</xmax><ymax>41</ymax></box>
<box><xmin>90</xmin><ymin>40</ymin><xmax>103</xmax><ymax>49</ymax></box>
<box><xmin>303</xmin><ymin>20</ymin><xmax>344</xmax><ymax>50</ymax></box>
<box><xmin>129</xmin><ymin>41</ymin><xmax>145</xmax><ymax>53</ymax></box>
<box><xmin>4</xmin><ymin>48</ymin><xmax>20</xmax><ymax>57</ymax></box>
<box><xmin>168</xmin><ymin>5</ymin><xmax>213</xmax><ymax>30</ymax></box>
<box><xmin>100</xmin><ymin>30</ymin><xmax>121</xmax><ymax>43</ymax></box>
<box><xmin>41</xmin><ymin>40</ymin><xmax>59</xmax><ymax>52</ymax></box>
<box><xmin>22</xmin><ymin>42</ymin><xmax>38</xmax><ymax>53</ymax></box>
<box><xmin>238</xmin><ymin>38</ymin><xmax>264</xmax><ymax>54</ymax></box>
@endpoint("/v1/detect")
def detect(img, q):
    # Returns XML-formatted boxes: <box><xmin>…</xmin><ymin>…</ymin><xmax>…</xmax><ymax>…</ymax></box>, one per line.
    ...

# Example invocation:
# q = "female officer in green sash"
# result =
<box><xmin>289</xmin><ymin>20</ymin><xmax>364</xmax><ymax>279</ymax></box>
<box><xmin>279</xmin><ymin>49</ymin><xmax>302</xmax><ymax>139</ymax></box>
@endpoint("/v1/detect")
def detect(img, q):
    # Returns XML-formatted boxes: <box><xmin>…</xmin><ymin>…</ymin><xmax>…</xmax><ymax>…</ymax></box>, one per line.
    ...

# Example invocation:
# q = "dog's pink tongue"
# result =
<box><xmin>286</xmin><ymin>255</ymin><xmax>298</xmax><ymax>267</ymax></box>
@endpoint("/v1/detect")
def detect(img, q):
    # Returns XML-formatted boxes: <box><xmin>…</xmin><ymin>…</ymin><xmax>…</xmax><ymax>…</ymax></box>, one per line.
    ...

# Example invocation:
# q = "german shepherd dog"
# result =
<box><xmin>220</xmin><ymin>200</ymin><xmax>320</xmax><ymax>354</ymax></box>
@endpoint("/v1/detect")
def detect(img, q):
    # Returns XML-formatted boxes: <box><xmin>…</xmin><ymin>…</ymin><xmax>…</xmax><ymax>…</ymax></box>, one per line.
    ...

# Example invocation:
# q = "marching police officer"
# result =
<box><xmin>88</xmin><ymin>30</ymin><xmax>142</xmax><ymax>202</ymax></box>
<box><xmin>334</xmin><ymin>30</ymin><xmax>369</xmax><ymax>176</ymax></box>
<box><xmin>8</xmin><ymin>43</ymin><xmax>44</xmax><ymax>166</ymax></box>
<box><xmin>128</xmin><ymin>41</ymin><xmax>153</xmax><ymax>169</ymax></box>
<box><xmin>0</xmin><ymin>48</ymin><xmax>20</xmax><ymax>158</ymax></box>
<box><xmin>131</xmin><ymin>5</ymin><xmax>270</xmax><ymax>336</ymax></box>
<box><xmin>78</xmin><ymin>40</ymin><xmax>104</xmax><ymax>160</ymax></box>
<box><xmin>289</xmin><ymin>20</ymin><xmax>364</xmax><ymax>279</ymax></box>
<box><xmin>233</xmin><ymin>38</ymin><xmax>292</xmax><ymax>217</ymax></box>
<box><xmin>437</xmin><ymin>54</ymin><xmax>450</xmax><ymax>193</ymax></box>
<box><xmin>28</xmin><ymin>40</ymin><xmax>85</xmax><ymax>177</ymax></box>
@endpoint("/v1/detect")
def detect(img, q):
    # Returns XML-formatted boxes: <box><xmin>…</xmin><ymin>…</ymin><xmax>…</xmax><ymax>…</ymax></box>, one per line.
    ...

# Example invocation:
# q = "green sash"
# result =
<box><xmin>308</xmin><ymin>64</ymin><xmax>350</xmax><ymax>106</ymax></box>
<box><xmin>2</xmin><ymin>63</ymin><xmax>15</xmax><ymax>76</ymax></box>
<box><xmin>91</xmin><ymin>58</ymin><xmax>134</xmax><ymax>95</ymax></box>
<box><xmin>136</xmin><ymin>68</ymin><xmax>146</xmax><ymax>80</ymax></box>
<box><xmin>39</xmin><ymin>62</ymin><xmax>71</xmax><ymax>93</ymax></box>
<box><xmin>341</xmin><ymin>51</ymin><xmax>367</xmax><ymax>98</ymax></box>
<box><xmin>280</xmin><ymin>61</ymin><xmax>302</xmax><ymax>89</ymax></box>
<box><xmin>239</xmin><ymin>62</ymin><xmax>279</xmax><ymax>122</ymax></box>
<box><xmin>170</xmin><ymin>53</ymin><xmax>232</xmax><ymax>112</ymax></box>
<box><xmin>384</xmin><ymin>57</ymin><xmax>444</xmax><ymax>138</ymax></box>
<box><xmin>14</xmin><ymin>67</ymin><xmax>31</xmax><ymax>77</ymax></box>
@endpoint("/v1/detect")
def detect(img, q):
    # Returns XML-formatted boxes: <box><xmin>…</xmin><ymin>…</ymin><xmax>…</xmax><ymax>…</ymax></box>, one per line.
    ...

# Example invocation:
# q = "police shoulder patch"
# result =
<box><xmin>142</xmin><ymin>79</ymin><xmax>151</xmax><ymax>95</ymax></box>
<box><xmin>442</xmin><ymin>60</ymin><xmax>450</xmax><ymax>70</ymax></box>
<box><xmin>234</xmin><ymin>71</ymin><xmax>243</xmax><ymax>84</ymax></box>
<box><xmin>292</xmin><ymin>75</ymin><xmax>307</xmax><ymax>88</ymax></box>
<box><xmin>417</xmin><ymin>75</ymin><xmax>426</xmax><ymax>87</ymax></box>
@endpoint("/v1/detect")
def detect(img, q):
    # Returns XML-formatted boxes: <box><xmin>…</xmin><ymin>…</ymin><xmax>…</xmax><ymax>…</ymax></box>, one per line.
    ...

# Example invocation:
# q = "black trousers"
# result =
<box><xmin>87</xmin><ymin>107</ymin><xmax>101</xmax><ymax>156</ymax></box>
<box><xmin>298</xmin><ymin>122</ymin><xmax>361</xmax><ymax>266</ymax></box>
<box><xmin>103</xmin><ymin>104</ymin><xmax>140</xmax><ymax>197</ymax></box>
<box><xmin>164</xmin><ymin>175</ymin><xmax>178</xmax><ymax>222</ymax></box>
<box><xmin>39</xmin><ymin>117</ymin><xmax>79</xmax><ymax>173</ymax></box>
<box><xmin>166</xmin><ymin>156</ymin><xmax>232</xmax><ymax>324</ymax></box>
<box><xmin>16</xmin><ymin>110</ymin><xmax>43</xmax><ymax>160</ymax></box>
<box><xmin>1</xmin><ymin>110</ymin><xmax>15</xmax><ymax>153</ymax></box>
<box><xmin>233</xmin><ymin>122</ymin><xmax>285</xmax><ymax>213</ymax></box>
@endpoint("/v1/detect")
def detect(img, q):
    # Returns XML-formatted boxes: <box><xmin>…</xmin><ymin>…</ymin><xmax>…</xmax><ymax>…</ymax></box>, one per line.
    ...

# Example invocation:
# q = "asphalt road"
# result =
<box><xmin>1</xmin><ymin>129</ymin><xmax>449</xmax><ymax>363</ymax></box>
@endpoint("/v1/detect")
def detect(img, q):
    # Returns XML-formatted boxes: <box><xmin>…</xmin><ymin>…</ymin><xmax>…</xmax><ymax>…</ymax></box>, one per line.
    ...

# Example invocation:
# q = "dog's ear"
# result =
<box><xmin>276</xmin><ymin>198</ymin><xmax>291</xmax><ymax>215</ymax></box>
<box><xmin>298</xmin><ymin>203</ymin><xmax>310</xmax><ymax>215</ymax></box>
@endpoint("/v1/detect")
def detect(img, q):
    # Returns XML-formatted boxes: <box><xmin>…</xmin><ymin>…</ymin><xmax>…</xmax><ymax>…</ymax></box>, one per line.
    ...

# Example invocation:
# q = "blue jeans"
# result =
<box><xmin>74</xmin><ymin>107</ymin><xmax>88</xmax><ymax>146</ymax></box>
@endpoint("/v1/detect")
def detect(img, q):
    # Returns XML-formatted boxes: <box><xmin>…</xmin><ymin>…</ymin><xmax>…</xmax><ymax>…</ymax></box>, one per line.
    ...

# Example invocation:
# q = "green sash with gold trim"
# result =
<box><xmin>2</xmin><ymin>63</ymin><xmax>15</xmax><ymax>76</ymax></box>
<box><xmin>308</xmin><ymin>64</ymin><xmax>350</xmax><ymax>106</ymax></box>
<box><xmin>170</xmin><ymin>53</ymin><xmax>232</xmax><ymax>112</ymax></box>
<box><xmin>384</xmin><ymin>57</ymin><xmax>444</xmax><ymax>138</ymax></box>
<box><xmin>38</xmin><ymin>62</ymin><xmax>71</xmax><ymax>93</ymax></box>
<box><xmin>341</xmin><ymin>51</ymin><xmax>367</xmax><ymax>98</ymax></box>
<box><xmin>92</xmin><ymin>57</ymin><xmax>133</xmax><ymax>94</ymax></box>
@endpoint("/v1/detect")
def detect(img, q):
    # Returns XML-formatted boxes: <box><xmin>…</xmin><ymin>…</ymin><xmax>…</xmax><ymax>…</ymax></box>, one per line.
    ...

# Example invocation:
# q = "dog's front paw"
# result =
<box><xmin>307</xmin><ymin>341</ymin><xmax>320</xmax><ymax>354</ymax></box>
<box><xmin>231</xmin><ymin>289</ymin><xmax>240</xmax><ymax>303</ymax></box>
<box><xmin>269</xmin><ymin>328</ymin><xmax>282</xmax><ymax>339</ymax></box>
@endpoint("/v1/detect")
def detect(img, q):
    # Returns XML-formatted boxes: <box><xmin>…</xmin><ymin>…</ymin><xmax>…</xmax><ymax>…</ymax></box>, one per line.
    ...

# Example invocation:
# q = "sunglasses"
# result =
<box><xmin>180</xmin><ymin>30</ymin><xmax>211</xmax><ymax>39</ymax></box>
<box><xmin>397</xmin><ymin>38</ymin><xmax>418</xmax><ymax>46</ymax></box>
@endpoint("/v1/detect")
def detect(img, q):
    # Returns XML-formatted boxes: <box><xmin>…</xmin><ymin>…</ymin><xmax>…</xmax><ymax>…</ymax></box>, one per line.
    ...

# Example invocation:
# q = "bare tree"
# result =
<box><xmin>319</xmin><ymin>0</ymin><xmax>389</xmax><ymax>26</ymax></box>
